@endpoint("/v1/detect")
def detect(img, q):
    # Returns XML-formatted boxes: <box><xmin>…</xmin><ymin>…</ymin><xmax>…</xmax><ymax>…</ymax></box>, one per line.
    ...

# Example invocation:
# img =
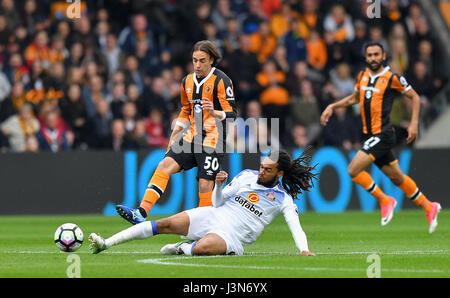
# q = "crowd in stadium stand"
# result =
<box><xmin>0</xmin><ymin>0</ymin><xmax>446</xmax><ymax>153</ymax></box>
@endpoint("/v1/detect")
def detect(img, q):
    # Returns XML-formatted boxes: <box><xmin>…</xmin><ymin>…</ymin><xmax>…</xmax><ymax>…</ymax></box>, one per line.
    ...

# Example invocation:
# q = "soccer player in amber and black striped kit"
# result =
<box><xmin>320</xmin><ymin>42</ymin><xmax>441</xmax><ymax>233</ymax></box>
<box><xmin>116</xmin><ymin>40</ymin><xmax>237</xmax><ymax>224</ymax></box>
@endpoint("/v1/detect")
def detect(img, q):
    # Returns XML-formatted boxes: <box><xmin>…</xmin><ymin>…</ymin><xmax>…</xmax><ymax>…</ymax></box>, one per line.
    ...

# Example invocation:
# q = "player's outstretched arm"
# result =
<box><xmin>403</xmin><ymin>88</ymin><xmax>420</xmax><ymax>144</ymax></box>
<box><xmin>283</xmin><ymin>205</ymin><xmax>315</xmax><ymax>256</ymax></box>
<box><xmin>166</xmin><ymin>118</ymin><xmax>190</xmax><ymax>152</ymax></box>
<box><xmin>320</xmin><ymin>90</ymin><xmax>359</xmax><ymax>126</ymax></box>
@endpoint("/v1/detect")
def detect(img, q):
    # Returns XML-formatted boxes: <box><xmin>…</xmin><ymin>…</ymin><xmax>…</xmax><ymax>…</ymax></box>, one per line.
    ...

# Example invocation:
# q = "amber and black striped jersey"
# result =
<box><xmin>354</xmin><ymin>66</ymin><xmax>411</xmax><ymax>136</ymax></box>
<box><xmin>178</xmin><ymin>67</ymin><xmax>236</xmax><ymax>149</ymax></box>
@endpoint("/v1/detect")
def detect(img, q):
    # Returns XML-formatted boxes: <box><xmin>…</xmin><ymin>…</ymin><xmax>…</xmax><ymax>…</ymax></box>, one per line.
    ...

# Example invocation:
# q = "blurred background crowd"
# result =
<box><xmin>0</xmin><ymin>0</ymin><xmax>447</xmax><ymax>153</ymax></box>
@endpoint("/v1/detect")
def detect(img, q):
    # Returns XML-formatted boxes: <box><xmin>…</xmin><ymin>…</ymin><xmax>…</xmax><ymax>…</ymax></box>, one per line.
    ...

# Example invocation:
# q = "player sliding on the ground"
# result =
<box><xmin>89</xmin><ymin>150</ymin><xmax>317</xmax><ymax>256</ymax></box>
<box><xmin>320</xmin><ymin>42</ymin><xmax>441</xmax><ymax>233</ymax></box>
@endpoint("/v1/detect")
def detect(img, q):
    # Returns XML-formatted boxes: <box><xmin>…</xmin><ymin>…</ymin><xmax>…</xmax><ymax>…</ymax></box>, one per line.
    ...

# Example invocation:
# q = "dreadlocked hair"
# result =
<box><xmin>268</xmin><ymin>147</ymin><xmax>318</xmax><ymax>200</ymax></box>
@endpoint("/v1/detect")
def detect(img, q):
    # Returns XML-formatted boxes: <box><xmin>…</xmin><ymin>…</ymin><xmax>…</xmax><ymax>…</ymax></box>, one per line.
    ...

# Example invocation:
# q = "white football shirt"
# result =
<box><xmin>212</xmin><ymin>169</ymin><xmax>309</xmax><ymax>252</ymax></box>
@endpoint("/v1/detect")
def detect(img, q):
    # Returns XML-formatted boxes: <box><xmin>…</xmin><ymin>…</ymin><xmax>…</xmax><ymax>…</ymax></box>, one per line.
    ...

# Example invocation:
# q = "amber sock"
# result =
<box><xmin>198</xmin><ymin>191</ymin><xmax>213</xmax><ymax>207</ymax></box>
<box><xmin>398</xmin><ymin>175</ymin><xmax>433</xmax><ymax>213</ymax></box>
<box><xmin>352</xmin><ymin>171</ymin><xmax>391</xmax><ymax>206</ymax></box>
<box><xmin>139</xmin><ymin>169</ymin><xmax>170</xmax><ymax>215</ymax></box>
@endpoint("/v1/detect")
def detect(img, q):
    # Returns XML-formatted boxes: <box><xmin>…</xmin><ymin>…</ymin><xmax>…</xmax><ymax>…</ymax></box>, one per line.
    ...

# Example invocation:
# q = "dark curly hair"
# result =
<box><xmin>267</xmin><ymin>148</ymin><xmax>318</xmax><ymax>200</ymax></box>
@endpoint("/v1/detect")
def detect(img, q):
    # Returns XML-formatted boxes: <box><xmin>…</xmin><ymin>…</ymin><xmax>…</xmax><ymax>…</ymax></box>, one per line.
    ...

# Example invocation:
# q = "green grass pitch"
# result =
<box><xmin>0</xmin><ymin>210</ymin><xmax>448</xmax><ymax>278</ymax></box>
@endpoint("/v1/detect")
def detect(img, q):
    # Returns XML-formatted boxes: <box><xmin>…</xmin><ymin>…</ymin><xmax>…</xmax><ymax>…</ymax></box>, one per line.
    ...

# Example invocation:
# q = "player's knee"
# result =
<box><xmin>198</xmin><ymin>179</ymin><xmax>214</xmax><ymax>193</ymax></box>
<box><xmin>347</xmin><ymin>166</ymin><xmax>359</xmax><ymax>178</ymax></box>
<box><xmin>192</xmin><ymin>242</ymin><xmax>221</xmax><ymax>256</ymax></box>
<box><xmin>155</xmin><ymin>218</ymin><xmax>173</xmax><ymax>234</ymax></box>
<box><xmin>157</xmin><ymin>158</ymin><xmax>178</xmax><ymax>174</ymax></box>
<box><xmin>388</xmin><ymin>173</ymin><xmax>404</xmax><ymax>186</ymax></box>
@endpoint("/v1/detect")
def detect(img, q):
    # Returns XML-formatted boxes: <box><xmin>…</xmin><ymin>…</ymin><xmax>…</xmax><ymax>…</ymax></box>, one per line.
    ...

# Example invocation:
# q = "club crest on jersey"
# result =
<box><xmin>266</xmin><ymin>192</ymin><xmax>275</xmax><ymax>202</ymax></box>
<box><xmin>247</xmin><ymin>192</ymin><xmax>259</xmax><ymax>204</ymax></box>
<box><xmin>205</xmin><ymin>85</ymin><xmax>211</xmax><ymax>94</ymax></box>
<box><xmin>194</xmin><ymin>104</ymin><xmax>202</xmax><ymax>113</ymax></box>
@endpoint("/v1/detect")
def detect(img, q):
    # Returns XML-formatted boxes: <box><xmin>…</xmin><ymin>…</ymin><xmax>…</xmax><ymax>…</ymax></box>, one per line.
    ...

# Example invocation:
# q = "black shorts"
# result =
<box><xmin>361</xmin><ymin>132</ymin><xmax>398</xmax><ymax>168</ymax></box>
<box><xmin>165</xmin><ymin>139</ymin><xmax>224</xmax><ymax>181</ymax></box>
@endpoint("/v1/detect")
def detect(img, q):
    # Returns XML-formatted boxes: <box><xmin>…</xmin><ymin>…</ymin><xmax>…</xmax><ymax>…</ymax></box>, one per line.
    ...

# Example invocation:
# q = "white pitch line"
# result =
<box><xmin>1</xmin><ymin>250</ymin><xmax>448</xmax><ymax>255</ymax></box>
<box><xmin>2</xmin><ymin>250</ymin><xmax>448</xmax><ymax>274</ymax></box>
<box><xmin>137</xmin><ymin>255</ymin><xmax>449</xmax><ymax>274</ymax></box>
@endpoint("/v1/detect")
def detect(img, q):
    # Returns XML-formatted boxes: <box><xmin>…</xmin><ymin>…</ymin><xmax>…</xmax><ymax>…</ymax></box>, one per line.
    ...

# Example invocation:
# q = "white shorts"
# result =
<box><xmin>184</xmin><ymin>207</ymin><xmax>244</xmax><ymax>256</ymax></box>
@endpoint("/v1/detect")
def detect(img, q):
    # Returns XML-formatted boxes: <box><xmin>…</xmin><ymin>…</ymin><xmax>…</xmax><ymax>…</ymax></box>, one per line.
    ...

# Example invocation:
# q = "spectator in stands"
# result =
<box><xmin>280</xmin><ymin>18</ymin><xmax>307</xmax><ymax>70</ymax></box>
<box><xmin>0</xmin><ymin>0</ymin><xmax>444</xmax><ymax>154</ymax></box>
<box><xmin>0</xmin><ymin>0</ymin><xmax>20</xmax><ymax>31</ymax></box>
<box><xmin>211</xmin><ymin>0</ymin><xmax>235</xmax><ymax>36</ymax></box>
<box><xmin>123</xmin><ymin>55</ymin><xmax>144</xmax><ymax>95</ymax></box>
<box><xmin>127</xmin><ymin>83</ymin><xmax>145</xmax><ymax>118</ymax></box>
<box><xmin>108</xmin><ymin>82</ymin><xmax>128</xmax><ymax>119</ymax></box>
<box><xmin>414</xmin><ymin>39</ymin><xmax>442</xmax><ymax>90</ymax></box>
<box><xmin>103</xmin><ymin>118</ymin><xmax>138</xmax><ymax>151</ymax></box>
<box><xmin>388</xmin><ymin>22</ymin><xmax>409</xmax><ymax>75</ymax></box>
<box><xmin>382</xmin><ymin>0</ymin><xmax>404</xmax><ymax>33</ymax></box>
<box><xmin>0</xmin><ymin>13</ymin><xmax>12</xmax><ymax>47</ymax></box>
<box><xmin>90</xmin><ymin>98</ymin><xmax>112</xmax><ymax>148</ymax></box>
<box><xmin>290</xmin><ymin>124</ymin><xmax>309</xmax><ymax>149</ymax></box>
<box><xmin>406</xmin><ymin>60</ymin><xmax>434</xmax><ymax>101</ymax></box>
<box><xmin>48</xmin><ymin>34</ymin><xmax>68</xmax><ymax>65</ymax></box>
<box><xmin>202</xmin><ymin>21</ymin><xmax>224</xmax><ymax>58</ymax></box>
<box><xmin>144</xmin><ymin>108</ymin><xmax>167</xmax><ymax>148</ymax></box>
<box><xmin>243</xmin><ymin>99</ymin><xmax>280</xmax><ymax>153</ymax></box>
<box><xmin>0</xmin><ymin>69</ymin><xmax>11</xmax><ymax>103</ymax></box>
<box><xmin>1</xmin><ymin>82</ymin><xmax>25</xmax><ymax>119</ymax></box>
<box><xmin>222</xmin><ymin>16</ymin><xmax>241</xmax><ymax>56</ymax></box>
<box><xmin>130</xmin><ymin>118</ymin><xmax>149</xmax><ymax>149</ymax></box>
<box><xmin>305</xmin><ymin>28</ymin><xmax>327</xmax><ymax>71</ymax></box>
<box><xmin>270</xmin><ymin>1</ymin><xmax>304</xmax><ymax>39</ymax></box>
<box><xmin>134</xmin><ymin>38</ymin><xmax>154</xmax><ymax>80</ymax></box>
<box><xmin>36</xmin><ymin>109</ymin><xmax>71</xmax><ymax>152</ymax></box>
<box><xmin>59</xmin><ymin>83</ymin><xmax>89</xmax><ymax>148</ymax></box>
<box><xmin>256</xmin><ymin>59</ymin><xmax>289</xmax><ymax>142</ymax></box>
<box><xmin>272</xmin><ymin>44</ymin><xmax>290</xmax><ymax>73</ymax></box>
<box><xmin>368</xmin><ymin>25</ymin><xmax>390</xmax><ymax>54</ymax></box>
<box><xmin>348</xmin><ymin>19</ymin><xmax>368</xmax><ymax>70</ymax></box>
<box><xmin>25</xmin><ymin>134</ymin><xmax>39</xmax><ymax>152</ymax></box>
<box><xmin>242</xmin><ymin>0</ymin><xmax>266</xmax><ymax>35</ymax></box>
<box><xmin>118</xmin><ymin>14</ymin><xmax>156</xmax><ymax>56</ymax></box>
<box><xmin>322</xmin><ymin>106</ymin><xmax>360</xmax><ymax>150</ymax></box>
<box><xmin>330</xmin><ymin>62</ymin><xmax>354</xmax><ymax>98</ymax></box>
<box><xmin>224</xmin><ymin>34</ymin><xmax>260</xmax><ymax>110</ymax></box>
<box><xmin>323</xmin><ymin>4</ymin><xmax>354</xmax><ymax>43</ymax></box>
<box><xmin>300</xmin><ymin>0</ymin><xmax>323</xmax><ymax>33</ymax></box>
<box><xmin>0</xmin><ymin>102</ymin><xmax>39</xmax><ymax>152</ymax></box>
<box><xmin>121</xmin><ymin>101</ymin><xmax>138</xmax><ymax>135</ymax></box>
<box><xmin>102</xmin><ymin>33</ymin><xmax>123</xmax><ymax>77</ymax></box>
<box><xmin>24</xmin><ymin>30</ymin><xmax>51</xmax><ymax>69</ymax></box>
<box><xmin>249</xmin><ymin>20</ymin><xmax>277</xmax><ymax>64</ymax></box>
<box><xmin>64</xmin><ymin>41</ymin><xmax>84</xmax><ymax>69</ymax></box>
<box><xmin>290</xmin><ymin>80</ymin><xmax>321</xmax><ymax>143</ymax></box>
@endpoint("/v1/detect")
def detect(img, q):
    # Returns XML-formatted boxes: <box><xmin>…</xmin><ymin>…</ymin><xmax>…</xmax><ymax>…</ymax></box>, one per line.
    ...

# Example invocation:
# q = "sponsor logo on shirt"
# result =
<box><xmin>234</xmin><ymin>196</ymin><xmax>263</xmax><ymax>217</ymax></box>
<box><xmin>247</xmin><ymin>192</ymin><xmax>259</xmax><ymax>204</ymax></box>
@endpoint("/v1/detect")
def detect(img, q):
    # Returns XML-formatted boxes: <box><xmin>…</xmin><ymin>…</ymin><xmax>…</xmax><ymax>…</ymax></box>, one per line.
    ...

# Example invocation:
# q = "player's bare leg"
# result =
<box><xmin>198</xmin><ymin>178</ymin><xmax>215</xmax><ymax>207</ymax></box>
<box><xmin>161</xmin><ymin>232</ymin><xmax>227</xmax><ymax>256</ymax></box>
<box><xmin>192</xmin><ymin>233</ymin><xmax>227</xmax><ymax>255</ymax></box>
<box><xmin>382</xmin><ymin>162</ymin><xmax>442</xmax><ymax>233</ymax></box>
<box><xmin>347</xmin><ymin>150</ymin><xmax>374</xmax><ymax>178</ymax></box>
<box><xmin>90</xmin><ymin>212</ymin><xmax>190</xmax><ymax>254</ymax></box>
<box><xmin>349</xmin><ymin>150</ymin><xmax>396</xmax><ymax>225</ymax></box>
<box><xmin>116</xmin><ymin>157</ymin><xmax>182</xmax><ymax>224</ymax></box>
<box><xmin>380</xmin><ymin>161</ymin><xmax>404</xmax><ymax>186</ymax></box>
<box><xmin>139</xmin><ymin>157</ymin><xmax>182</xmax><ymax>212</ymax></box>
